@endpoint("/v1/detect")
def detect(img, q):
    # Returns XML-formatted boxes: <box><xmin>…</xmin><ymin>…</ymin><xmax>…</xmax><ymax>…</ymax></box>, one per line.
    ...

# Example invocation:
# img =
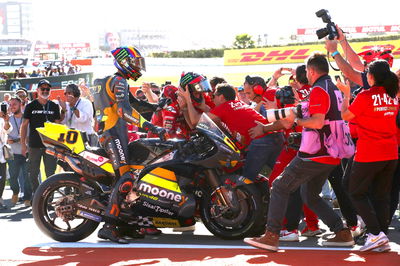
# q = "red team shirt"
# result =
<box><xmin>210</xmin><ymin>100</ymin><xmax>269</xmax><ymax>147</ymax></box>
<box><xmin>348</xmin><ymin>86</ymin><xmax>399</xmax><ymax>162</ymax></box>
<box><xmin>306</xmin><ymin>86</ymin><xmax>341</xmax><ymax>165</ymax></box>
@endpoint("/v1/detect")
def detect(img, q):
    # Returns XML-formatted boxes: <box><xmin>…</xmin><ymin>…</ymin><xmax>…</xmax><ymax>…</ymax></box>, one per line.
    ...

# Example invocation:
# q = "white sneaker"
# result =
<box><xmin>360</xmin><ymin>232</ymin><xmax>389</xmax><ymax>252</ymax></box>
<box><xmin>350</xmin><ymin>226</ymin><xmax>362</xmax><ymax>238</ymax></box>
<box><xmin>279</xmin><ymin>230</ymin><xmax>299</xmax><ymax>241</ymax></box>
<box><xmin>371</xmin><ymin>243</ymin><xmax>391</xmax><ymax>253</ymax></box>
<box><xmin>172</xmin><ymin>224</ymin><xmax>196</xmax><ymax>232</ymax></box>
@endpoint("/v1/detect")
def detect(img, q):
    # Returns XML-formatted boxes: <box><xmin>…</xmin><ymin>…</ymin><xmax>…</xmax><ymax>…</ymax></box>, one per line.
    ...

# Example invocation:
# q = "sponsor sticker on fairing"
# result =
<box><xmin>79</xmin><ymin>151</ymin><xmax>110</xmax><ymax>166</ymax></box>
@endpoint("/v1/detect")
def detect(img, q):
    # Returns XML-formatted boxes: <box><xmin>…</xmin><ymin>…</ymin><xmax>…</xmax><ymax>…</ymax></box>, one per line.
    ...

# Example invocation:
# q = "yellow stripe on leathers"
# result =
<box><xmin>141</xmin><ymin>168</ymin><xmax>181</xmax><ymax>193</ymax></box>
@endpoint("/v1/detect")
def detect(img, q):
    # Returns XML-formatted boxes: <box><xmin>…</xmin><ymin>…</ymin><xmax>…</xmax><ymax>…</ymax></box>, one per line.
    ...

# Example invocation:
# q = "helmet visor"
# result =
<box><xmin>192</xmin><ymin>79</ymin><xmax>212</xmax><ymax>93</ymax></box>
<box><xmin>125</xmin><ymin>57</ymin><xmax>146</xmax><ymax>71</ymax></box>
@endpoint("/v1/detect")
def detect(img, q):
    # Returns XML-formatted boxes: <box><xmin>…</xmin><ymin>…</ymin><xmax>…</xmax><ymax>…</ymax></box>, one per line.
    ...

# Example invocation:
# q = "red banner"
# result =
<box><xmin>297</xmin><ymin>25</ymin><xmax>400</xmax><ymax>35</ymax></box>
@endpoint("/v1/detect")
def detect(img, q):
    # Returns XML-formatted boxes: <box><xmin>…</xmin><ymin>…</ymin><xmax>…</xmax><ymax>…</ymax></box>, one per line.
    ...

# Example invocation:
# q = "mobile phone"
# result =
<box><xmin>0</xmin><ymin>103</ymin><xmax>7</xmax><ymax>113</ymax></box>
<box><xmin>281</xmin><ymin>68</ymin><xmax>292</xmax><ymax>75</ymax></box>
<box><xmin>335</xmin><ymin>75</ymin><xmax>342</xmax><ymax>82</ymax></box>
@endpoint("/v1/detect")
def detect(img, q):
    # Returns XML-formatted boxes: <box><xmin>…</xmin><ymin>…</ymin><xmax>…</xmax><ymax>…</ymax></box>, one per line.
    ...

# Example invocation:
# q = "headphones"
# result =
<box><xmin>245</xmin><ymin>75</ymin><xmax>266</xmax><ymax>96</ymax></box>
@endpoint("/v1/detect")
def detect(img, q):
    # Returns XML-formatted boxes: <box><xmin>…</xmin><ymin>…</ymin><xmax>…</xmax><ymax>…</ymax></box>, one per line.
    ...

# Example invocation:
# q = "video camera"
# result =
<box><xmin>315</xmin><ymin>9</ymin><xmax>338</xmax><ymax>40</ymax></box>
<box><xmin>275</xmin><ymin>86</ymin><xmax>296</xmax><ymax>106</ymax></box>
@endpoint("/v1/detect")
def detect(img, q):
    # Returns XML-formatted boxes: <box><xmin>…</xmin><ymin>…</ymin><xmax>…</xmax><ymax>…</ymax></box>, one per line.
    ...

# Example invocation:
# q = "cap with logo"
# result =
<box><xmin>37</xmin><ymin>79</ymin><xmax>52</xmax><ymax>88</ymax></box>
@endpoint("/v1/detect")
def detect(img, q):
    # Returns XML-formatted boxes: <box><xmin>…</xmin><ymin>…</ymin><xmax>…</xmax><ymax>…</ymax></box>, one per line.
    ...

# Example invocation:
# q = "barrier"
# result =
<box><xmin>4</xmin><ymin>72</ymin><xmax>93</xmax><ymax>91</ymax></box>
<box><xmin>224</xmin><ymin>40</ymin><xmax>400</xmax><ymax>66</ymax></box>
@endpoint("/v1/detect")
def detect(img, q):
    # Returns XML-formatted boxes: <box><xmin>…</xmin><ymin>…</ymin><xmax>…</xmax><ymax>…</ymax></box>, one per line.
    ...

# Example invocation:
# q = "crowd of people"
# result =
<box><xmin>0</xmin><ymin>26</ymin><xmax>399</xmax><ymax>252</ymax></box>
<box><xmin>0</xmin><ymin>64</ymin><xmax>82</xmax><ymax>81</ymax></box>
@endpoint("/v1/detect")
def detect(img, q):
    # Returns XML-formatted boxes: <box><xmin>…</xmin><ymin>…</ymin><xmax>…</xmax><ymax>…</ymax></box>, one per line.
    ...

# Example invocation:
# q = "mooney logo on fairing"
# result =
<box><xmin>139</xmin><ymin>183</ymin><xmax>184</xmax><ymax>203</ymax></box>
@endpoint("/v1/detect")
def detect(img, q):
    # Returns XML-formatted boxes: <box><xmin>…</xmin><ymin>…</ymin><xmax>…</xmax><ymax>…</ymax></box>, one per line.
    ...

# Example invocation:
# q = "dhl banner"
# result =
<box><xmin>224</xmin><ymin>40</ymin><xmax>400</xmax><ymax>66</ymax></box>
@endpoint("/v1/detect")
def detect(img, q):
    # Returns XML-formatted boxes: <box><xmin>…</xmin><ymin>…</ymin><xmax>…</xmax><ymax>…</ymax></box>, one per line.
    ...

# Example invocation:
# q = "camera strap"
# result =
<box><xmin>327</xmin><ymin>51</ymin><xmax>340</xmax><ymax>71</ymax></box>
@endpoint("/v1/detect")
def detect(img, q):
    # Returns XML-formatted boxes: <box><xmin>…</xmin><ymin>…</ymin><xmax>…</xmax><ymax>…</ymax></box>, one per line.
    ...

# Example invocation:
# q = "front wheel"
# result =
<box><xmin>32</xmin><ymin>173</ymin><xmax>100</xmax><ymax>242</ymax></box>
<box><xmin>200</xmin><ymin>184</ymin><xmax>265</xmax><ymax>240</ymax></box>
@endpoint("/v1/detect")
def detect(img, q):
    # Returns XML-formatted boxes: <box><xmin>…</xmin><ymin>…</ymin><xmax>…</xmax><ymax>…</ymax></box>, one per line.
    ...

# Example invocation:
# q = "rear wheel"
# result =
<box><xmin>200</xmin><ymin>184</ymin><xmax>265</xmax><ymax>240</ymax></box>
<box><xmin>32</xmin><ymin>173</ymin><xmax>100</xmax><ymax>242</ymax></box>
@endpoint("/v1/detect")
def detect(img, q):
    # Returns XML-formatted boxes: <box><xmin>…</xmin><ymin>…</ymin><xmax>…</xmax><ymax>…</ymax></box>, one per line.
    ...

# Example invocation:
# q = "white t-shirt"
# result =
<box><xmin>62</xmin><ymin>97</ymin><xmax>95</xmax><ymax>134</ymax></box>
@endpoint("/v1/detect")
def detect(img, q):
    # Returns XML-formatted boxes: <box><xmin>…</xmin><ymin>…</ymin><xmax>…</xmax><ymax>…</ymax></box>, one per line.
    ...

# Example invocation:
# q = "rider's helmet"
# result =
<box><xmin>358</xmin><ymin>47</ymin><xmax>394</xmax><ymax>68</ymax></box>
<box><xmin>179</xmin><ymin>72</ymin><xmax>212</xmax><ymax>103</ymax></box>
<box><xmin>111</xmin><ymin>46</ymin><xmax>146</xmax><ymax>81</ymax></box>
<box><xmin>161</xmin><ymin>85</ymin><xmax>178</xmax><ymax>103</ymax></box>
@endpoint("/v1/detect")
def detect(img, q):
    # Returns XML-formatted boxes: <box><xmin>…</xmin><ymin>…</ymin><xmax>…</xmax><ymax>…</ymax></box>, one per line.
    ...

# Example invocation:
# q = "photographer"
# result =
<box><xmin>245</xmin><ymin>52</ymin><xmax>354</xmax><ymax>251</ymax></box>
<box><xmin>337</xmin><ymin>60</ymin><xmax>399</xmax><ymax>252</ymax></box>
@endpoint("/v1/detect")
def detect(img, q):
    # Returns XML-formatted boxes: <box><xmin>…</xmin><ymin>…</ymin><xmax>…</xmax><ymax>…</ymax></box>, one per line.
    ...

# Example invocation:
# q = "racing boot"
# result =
<box><xmin>118</xmin><ymin>225</ymin><xmax>145</xmax><ymax>239</ymax></box>
<box><xmin>98</xmin><ymin>223</ymin><xmax>129</xmax><ymax>244</ymax></box>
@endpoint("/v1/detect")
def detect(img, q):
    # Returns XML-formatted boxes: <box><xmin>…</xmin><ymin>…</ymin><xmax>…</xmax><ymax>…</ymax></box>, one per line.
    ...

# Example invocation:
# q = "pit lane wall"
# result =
<box><xmin>224</xmin><ymin>40</ymin><xmax>400</xmax><ymax>66</ymax></box>
<box><xmin>4</xmin><ymin>72</ymin><xmax>93</xmax><ymax>91</ymax></box>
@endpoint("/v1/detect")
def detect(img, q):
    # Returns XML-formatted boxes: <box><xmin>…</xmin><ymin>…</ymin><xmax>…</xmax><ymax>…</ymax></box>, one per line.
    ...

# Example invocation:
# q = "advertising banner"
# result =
<box><xmin>4</xmin><ymin>72</ymin><xmax>93</xmax><ymax>91</ymax></box>
<box><xmin>224</xmin><ymin>40</ymin><xmax>400</xmax><ymax>66</ymax></box>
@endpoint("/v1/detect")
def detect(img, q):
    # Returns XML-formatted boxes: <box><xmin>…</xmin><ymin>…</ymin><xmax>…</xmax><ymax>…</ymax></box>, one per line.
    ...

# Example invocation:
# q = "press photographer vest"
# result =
<box><xmin>298</xmin><ymin>75</ymin><xmax>355</xmax><ymax>159</ymax></box>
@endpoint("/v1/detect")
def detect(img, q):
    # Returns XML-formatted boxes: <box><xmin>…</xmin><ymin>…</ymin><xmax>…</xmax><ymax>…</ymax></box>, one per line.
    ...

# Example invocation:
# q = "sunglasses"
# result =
<box><xmin>40</xmin><ymin>87</ymin><xmax>50</xmax><ymax>92</ymax></box>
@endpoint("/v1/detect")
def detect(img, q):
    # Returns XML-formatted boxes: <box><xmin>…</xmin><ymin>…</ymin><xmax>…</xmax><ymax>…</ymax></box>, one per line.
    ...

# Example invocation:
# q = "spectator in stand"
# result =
<box><xmin>49</xmin><ymin>67</ymin><xmax>59</xmax><ymax>77</ymax></box>
<box><xmin>67</xmin><ymin>66</ymin><xmax>75</xmax><ymax>75</ymax></box>
<box><xmin>58</xmin><ymin>84</ymin><xmax>97</xmax><ymax>146</ymax></box>
<box><xmin>30</xmin><ymin>70</ymin><xmax>39</xmax><ymax>77</ymax></box>
<box><xmin>245</xmin><ymin>52</ymin><xmax>355</xmax><ymax>251</ymax></box>
<box><xmin>20</xmin><ymin>79</ymin><xmax>62</xmax><ymax>194</ymax></box>
<box><xmin>337</xmin><ymin>60</ymin><xmax>399</xmax><ymax>252</ymax></box>
<box><xmin>58</xmin><ymin>66</ymin><xmax>66</xmax><ymax>76</ymax></box>
<box><xmin>13</xmin><ymin>69</ymin><xmax>19</xmax><ymax>79</ymax></box>
<box><xmin>18</xmin><ymin>68</ymin><xmax>28</xmax><ymax>78</ymax></box>
<box><xmin>0</xmin><ymin>106</ymin><xmax>12</xmax><ymax>209</ymax></box>
<box><xmin>6</xmin><ymin>97</ymin><xmax>31</xmax><ymax>207</ymax></box>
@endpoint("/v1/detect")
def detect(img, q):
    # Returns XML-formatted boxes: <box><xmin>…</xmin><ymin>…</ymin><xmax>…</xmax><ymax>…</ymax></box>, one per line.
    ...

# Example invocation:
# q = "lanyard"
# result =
<box><xmin>12</xmin><ymin>115</ymin><xmax>22</xmax><ymax>134</ymax></box>
<box><xmin>42</xmin><ymin>101</ymin><xmax>49</xmax><ymax>121</ymax></box>
<box><xmin>68</xmin><ymin>99</ymin><xmax>80</xmax><ymax>127</ymax></box>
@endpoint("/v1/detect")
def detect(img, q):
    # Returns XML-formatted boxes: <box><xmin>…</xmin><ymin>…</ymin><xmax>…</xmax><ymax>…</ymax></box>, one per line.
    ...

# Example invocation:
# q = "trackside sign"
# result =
<box><xmin>224</xmin><ymin>40</ymin><xmax>400</xmax><ymax>66</ymax></box>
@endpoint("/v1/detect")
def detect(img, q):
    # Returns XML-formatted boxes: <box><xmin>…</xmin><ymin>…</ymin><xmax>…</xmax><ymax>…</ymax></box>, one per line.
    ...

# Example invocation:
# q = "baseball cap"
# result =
<box><xmin>15</xmin><ymin>88</ymin><xmax>28</xmax><ymax>95</ymax></box>
<box><xmin>37</xmin><ymin>79</ymin><xmax>52</xmax><ymax>88</ymax></box>
<box><xmin>237</xmin><ymin>86</ymin><xmax>244</xmax><ymax>92</ymax></box>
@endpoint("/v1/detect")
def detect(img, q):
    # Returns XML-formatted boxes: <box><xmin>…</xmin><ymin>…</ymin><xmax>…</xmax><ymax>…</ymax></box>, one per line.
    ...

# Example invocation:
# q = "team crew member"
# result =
<box><xmin>93</xmin><ymin>46</ymin><xmax>165</xmax><ymax>244</ymax></box>
<box><xmin>21</xmin><ymin>79</ymin><xmax>61</xmax><ymax>194</ymax></box>
<box><xmin>337</xmin><ymin>60</ymin><xmax>399</xmax><ymax>252</ymax></box>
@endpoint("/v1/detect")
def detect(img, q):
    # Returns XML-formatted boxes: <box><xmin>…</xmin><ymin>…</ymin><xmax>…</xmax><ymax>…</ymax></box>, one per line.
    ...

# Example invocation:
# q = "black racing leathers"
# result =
<box><xmin>93</xmin><ymin>74</ymin><xmax>163</xmax><ymax>223</ymax></box>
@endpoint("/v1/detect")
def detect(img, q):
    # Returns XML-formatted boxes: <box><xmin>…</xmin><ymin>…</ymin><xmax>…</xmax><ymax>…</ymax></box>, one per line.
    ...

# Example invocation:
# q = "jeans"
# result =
<box><xmin>349</xmin><ymin>160</ymin><xmax>397</xmax><ymax>235</ymax></box>
<box><xmin>328</xmin><ymin>161</ymin><xmax>358</xmax><ymax>227</ymax></box>
<box><xmin>8</xmin><ymin>154</ymin><xmax>32</xmax><ymax>201</ymax></box>
<box><xmin>243</xmin><ymin>132</ymin><xmax>284</xmax><ymax>181</ymax></box>
<box><xmin>28</xmin><ymin>147</ymin><xmax>57</xmax><ymax>194</ymax></box>
<box><xmin>267</xmin><ymin>156</ymin><xmax>343</xmax><ymax>234</ymax></box>
<box><xmin>0</xmin><ymin>163</ymin><xmax>6</xmax><ymax>198</ymax></box>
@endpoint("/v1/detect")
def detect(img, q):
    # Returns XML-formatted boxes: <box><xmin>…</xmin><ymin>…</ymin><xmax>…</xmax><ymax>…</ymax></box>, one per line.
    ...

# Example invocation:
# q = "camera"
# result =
<box><xmin>315</xmin><ymin>9</ymin><xmax>338</xmax><ymax>40</ymax></box>
<box><xmin>287</xmin><ymin>132</ymin><xmax>302</xmax><ymax>150</ymax></box>
<box><xmin>265</xmin><ymin>104</ymin><xmax>304</xmax><ymax>123</ymax></box>
<box><xmin>275</xmin><ymin>86</ymin><xmax>296</xmax><ymax>106</ymax></box>
<box><xmin>0</xmin><ymin>103</ymin><xmax>7</xmax><ymax>114</ymax></box>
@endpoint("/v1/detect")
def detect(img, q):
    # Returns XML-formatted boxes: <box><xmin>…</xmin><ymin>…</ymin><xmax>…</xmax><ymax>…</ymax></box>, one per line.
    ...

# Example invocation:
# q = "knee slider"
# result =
<box><xmin>119</xmin><ymin>180</ymin><xmax>133</xmax><ymax>193</ymax></box>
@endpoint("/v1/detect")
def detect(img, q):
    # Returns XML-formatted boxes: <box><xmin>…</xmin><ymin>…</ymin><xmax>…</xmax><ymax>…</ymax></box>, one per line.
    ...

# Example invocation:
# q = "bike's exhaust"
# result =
<box><xmin>46</xmin><ymin>147</ymin><xmax>83</xmax><ymax>175</ymax></box>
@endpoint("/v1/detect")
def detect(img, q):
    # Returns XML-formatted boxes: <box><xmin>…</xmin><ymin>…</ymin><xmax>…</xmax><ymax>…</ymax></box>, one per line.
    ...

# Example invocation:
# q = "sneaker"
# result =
<box><xmin>279</xmin><ymin>229</ymin><xmax>299</xmax><ymax>241</ymax></box>
<box><xmin>322</xmin><ymin>228</ymin><xmax>354</xmax><ymax>246</ymax></box>
<box><xmin>173</xmin><ymin>224</ymin><xmax>196</xmax><ymax>232</ymax></box>
<box><xmin>350</xmin><ymin>226</ymin><xmax>362</xmax><ymax>238</ymax></box>
<box><xmin>24</xmin><ymin>200</ymin><xmax>31</xmax><ymax>207</ymax></box>
<box><xmin>371</xmin><ymin>243</ymin><xmax>391</xmax><ymax>253</ymax></box>
<box><xmin>301</xmin><ymin>227</ymin><xmax>323</xmax><ymax>237</ymax></box>
<box><xmin>11</xmin><ymin>195</ymin><xmax>19</xmax><ymax>206</ymax></box>
<box><xmin>244</xmin><ymin>230</ymin><xmax>279</xmax><ymax>252</ymax></box>
<box><xmin>359</xmin><ymin>232</ymin><xmax>389</xmax><ymax>252</ymax></box>
<box><xmin>118</xmin><ymin>226</ymin><xmax>145</xmax><ymax>239</ymax></box>
<box><xmin>98</xmin><ymin>224</ymin><xmax>129</xmax><ymax>244</ymax></box>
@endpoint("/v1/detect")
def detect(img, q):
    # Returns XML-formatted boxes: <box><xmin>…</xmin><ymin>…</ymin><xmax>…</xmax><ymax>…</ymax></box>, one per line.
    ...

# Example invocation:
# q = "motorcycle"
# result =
<box><xmin>32</xmin><ymin>113</ymin><xmax>266</xmax><ymax>241</ymax></box>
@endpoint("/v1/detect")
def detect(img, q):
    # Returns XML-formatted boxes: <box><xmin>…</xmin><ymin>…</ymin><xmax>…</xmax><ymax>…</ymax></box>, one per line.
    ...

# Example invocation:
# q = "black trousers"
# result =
<box><xmin>349</xmin><ymin>160</ymin><xmax>397</xmax><ymax>235</ymax></box>
<box><xmin>0</xmin><ymin>163</ymin><xmax>7</xmax><ymax>198</ymax></box>
<box><xmin>28</xmin><ymin>147</ymin><xmax>57</xmax><ymax>194</ymax></box>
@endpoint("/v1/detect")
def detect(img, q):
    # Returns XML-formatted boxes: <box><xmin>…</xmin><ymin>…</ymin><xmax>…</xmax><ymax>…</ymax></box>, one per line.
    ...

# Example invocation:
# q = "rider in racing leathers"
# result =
<box><xmin>93</xmin><ymin>46</ymin><xmax>165</xmax><ymax>244</ymax></box>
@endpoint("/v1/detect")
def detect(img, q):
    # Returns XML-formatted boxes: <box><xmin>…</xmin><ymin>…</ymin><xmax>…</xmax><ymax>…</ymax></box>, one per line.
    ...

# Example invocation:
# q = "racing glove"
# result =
<box><xmin>143</xmin><ymin>121</ymin><xmax>167</xmax><ymax>141</ymax></box>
